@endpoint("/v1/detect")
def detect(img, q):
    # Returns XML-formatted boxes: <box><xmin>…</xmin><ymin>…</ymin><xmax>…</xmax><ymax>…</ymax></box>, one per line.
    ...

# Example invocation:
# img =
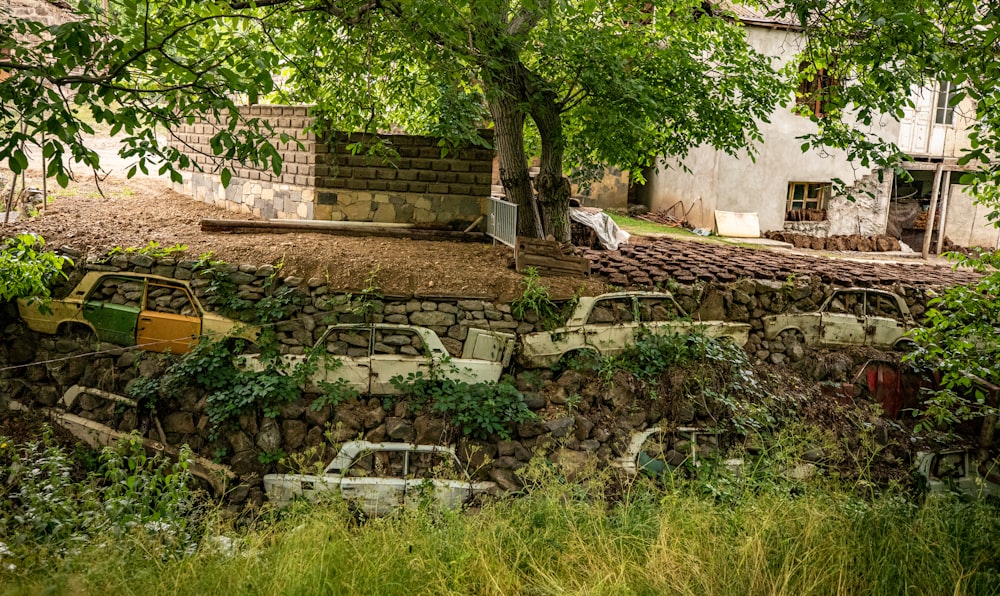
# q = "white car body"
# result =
<box><xmin>916</xmin><ymin>450</ymin><xmax>1000</xmax><ymax>499</ymax></box>
<box><xmin>518</xmin><ymin>291</ymin><xmax>751</xmax><ymax>368</ymax></box>
<box><xmin>243</xmin><ymin>323</ymin><xmax>515</xmax><ymax>395</ymax></box>
<box><xmin>763</xmin><ymin>288</ymin><xmax>915</xmax><ymax>349</ymax></box>
<box><xmin>264</xmin><ymin>442</ymin><xmax>497</xmax><ymax>514</ymax></box>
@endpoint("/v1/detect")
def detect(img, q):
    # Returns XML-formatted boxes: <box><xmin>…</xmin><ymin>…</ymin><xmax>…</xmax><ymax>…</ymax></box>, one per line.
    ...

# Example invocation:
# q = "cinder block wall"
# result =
<box><xmin>172</xmin><ymin>106</ymin><xmax>494</xmax><ymax>228</ymax></box>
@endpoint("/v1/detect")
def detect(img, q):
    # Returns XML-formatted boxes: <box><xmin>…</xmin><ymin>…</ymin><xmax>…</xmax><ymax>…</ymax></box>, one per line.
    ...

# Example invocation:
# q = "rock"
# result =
<box><xmin>365</xmin><ymin>424</ymin><xmax>387</xmax><ymax>443</ymax></box>
<box><xmin>138</xmin><ymin>357</ymin><xmax>164</xmax><ymax>378</ymax></box>
<box><xmin>256</xmin><ymin>418</ymin><xmax>283</xmax><ymax>453</ymax></box>
<box><xmin>7</xmin><ymin>341</ymin><xmax>36</xmax><ymax>364</ymax></box>
<box><xmin>409</xmin><ymin>311</ymin><xmax>456</xmax><ymax>327</ymax></box>
<box><xmin>305</xmin><ymin>405</ymin><xmax>331</xmax><ymax>426</ymax></box>
<box><xmin>546</xmin><ymin>416</ymin><xmax>575</xmax><ymax>438</ymax></box>
<box><xmin>230</xmin><ymin>451</ymin><xmax>260</xmax><ymax>477</ymax></box>
<box><xmin>695</xmin><ymin>289</ymin><xmax>727</xmax><ymax>321</ymax></box>
<box><xmin>769</xmin><ymin>353</ymin><xmax>786</xmax><ymax>366</ymax></box>
<box><xmin>228</xmin><ymin>431</ymin><xmax>254</xmax><ymax>454</ymax></box>
<box><xmin>282</xmin><ymin>420</ymin><xmax>308</xmax><ymax>450</ymax></box>
<box><xmin>522</xmin><ymin>392</ymin><xmax>547</xmax><ymax>410</ymax></box>
<box><xmin>489</xmin><ymin>468</ymin><xmax>523</xmax><ymax>492</ymax></box>
<box><xmin>580</xmin><ymin>440</ymin><xmax>600</xmax><ymax>452</ymax></box>
<box><xmin>333</xmin><ymin>410</ymin><xmax>363</xmax><ymax>433</ymax></box>
<box><xmin>54</xmin><ymin>338</ymin><xmax>81</xmax><ymax>353</ymax></box>
<box><xmin>518</xmin><ymin>420</ymin><xmax>548</xmax><ymax>438</ymax></box>
<box><xmin>164</xmin><ymin>412</ymin><xmax>196</xmax><ymax>434</ymax></box>
<box><xmin>414</xmin><ymin>415</ymin><xmax>447</xmax><ymax>444</ymax></box>
<box><xmin>363</xmin><ymin>405</ymin><xmax>386</xmax><ymax>428</ymax></box>
<box><xmin>497</xmin><ymin>440</ymin><xmax>517</xmax><ymax>456</ymax></box>
<box><xmin>386</xmin><ymin>417</ymin><xmax>416</xmax><ymax>442</ymax></box>
<box><xmin>278</xmin><ymin>400</ymin><xmax>307</xmax><ymax>420</ymax></box>
<box><xmin>549</xmin><ymin>448</ymin><xmax>591</xmax><ymax>479</ymax></box>
<box><xmin>494</xmin><ymin>456</ymin><xmax>521</xmax><ymax>469</ymax></box>
<box><xmin>556</xmin><ymin>370</ymin><xmax>587</xmax><ymax>393</ymax></box>
<box><xmin>573</xmin><ymin>415</ymin><xmax>593</xmax><ymax>441</ymax></box>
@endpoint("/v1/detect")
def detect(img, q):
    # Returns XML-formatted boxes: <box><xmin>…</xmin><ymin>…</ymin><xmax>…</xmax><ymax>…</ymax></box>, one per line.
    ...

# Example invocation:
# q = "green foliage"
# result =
<box><xmin>390</xmin><ymin>369</ymin><xmax>536</xmax><ymax>440</ymax></box>
<box><xmin>108</xmin><ymin>241</ymin><xmax>188</xmax><ymax>259</ymax></box>
<box><xmin>0</xmin><ymin>428</ymin><xmax>199</xmax><ymax>565</ymax></box>
<box><xmin>0</xmin><ymin>0</ymin><xmax>284</xmax><ymax>186</ymax></box>
<box><xmin>6</xmin><ymin>469</ymin><xmax>1000</xmax><ymax>594</ymax></box>
<box><xmin>349</xmin><ymin>266</ymin><xmax>383</xmax><ymax>322</ymax></box>
<box><xmin>511</xmin><ymin>267</ymin><xmax>563</xmax><ymax>331</ymax></box>
<box><xmin>193</xmin><ymin>256</ymin><xmax>295</xmax><ymax>324</ymax></box>
<box><xmin>0</xmin><ymin>233</ymin><xmax>71</xmax><ymax>302</ymax></box>
<box><xmin>904</xmin><ymin>251</ymin><xmax>1000</xmax><ymax>431</ymax></box>
<box><xmin>601</xmin><ymin>328</ymin><xmax>782</xmax><ymax>434</ymax></box>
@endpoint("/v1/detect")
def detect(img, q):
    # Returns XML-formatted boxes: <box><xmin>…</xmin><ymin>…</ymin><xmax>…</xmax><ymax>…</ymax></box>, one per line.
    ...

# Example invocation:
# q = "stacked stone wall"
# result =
<box><xmin>172</xmin><ymin>106</ymin><xmax>494</xmax><ymax>227</ymax></box>
<box><xmin>0</xmin><ymin>254</ymin><xmax>937</xmax><ymax>505</ymax></box>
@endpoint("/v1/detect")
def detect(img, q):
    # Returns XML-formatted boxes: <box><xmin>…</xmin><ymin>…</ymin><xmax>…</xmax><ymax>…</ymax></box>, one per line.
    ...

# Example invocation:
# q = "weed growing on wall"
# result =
<box><xmin>108</xmin><ymin>241</ymin><xmax>188</xmax><ymax>259</ymax></box>
<box><xmin>511</xmin><ymin>267</ymin><xmax>565</xmax><ymax>331</ymax></box>
<box><xmin>390</xmin><ymin>364</ymin><xmax>536</xmax><ymax>440</ymax></box>
<box><xmin>599</xmin><ymin>328</ymin><xmax>790</xmax><ymax>434</ymax></box>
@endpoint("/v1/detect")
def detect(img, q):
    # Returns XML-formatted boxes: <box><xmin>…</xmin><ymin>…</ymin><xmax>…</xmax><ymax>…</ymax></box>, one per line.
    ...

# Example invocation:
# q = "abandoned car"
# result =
<box><xmin>916</xmin><ymin>450</ymin><xmax>1000</xmax><ymax>499</ymax></box>
<box><xmin>242</xmin><ymin>323</ymin><xmax>515</xmax><ymax>395</ymax></box>
<box><xmin>17</xmin><ymin>272</ymin><xmax>258</xmax><ymax>354</ymax></box>
<box><xmin>762</xmin><ymin>288</ymin><xmax>916</xmax><ymax>350</ymax></box>
<box><xmin>617</xmin><ymin>426</ymin><xmax>738</xmax><ymax>477</ymax></box>
<box><xmin>517</xmin><ymin>291</ymin><xmax>751</xmax><ymax>368</ymax></box>
<box><xmin>263</xmin><ymin>441</ymin><xmax>497</xmax><ymax>513</ymax></box>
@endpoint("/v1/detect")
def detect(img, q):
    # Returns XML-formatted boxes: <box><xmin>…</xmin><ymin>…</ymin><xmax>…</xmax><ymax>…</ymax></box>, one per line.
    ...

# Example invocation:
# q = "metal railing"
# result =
<box><xmin>486</xmin><ymin>196</ymin><xmax>518</xmax><ymax>247</ymax></box>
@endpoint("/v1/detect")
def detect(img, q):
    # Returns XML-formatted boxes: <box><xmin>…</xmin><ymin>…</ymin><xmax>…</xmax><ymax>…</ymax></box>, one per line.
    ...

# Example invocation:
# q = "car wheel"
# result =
<box><xmin>59</xmin><ymin>323</ymin><xmax>97</xmax><ymax>351</ymax></box>
<box><xmin>557</xmin><ymin>348</ymin><xmax>602</xmax><ymax>372</ymax></box>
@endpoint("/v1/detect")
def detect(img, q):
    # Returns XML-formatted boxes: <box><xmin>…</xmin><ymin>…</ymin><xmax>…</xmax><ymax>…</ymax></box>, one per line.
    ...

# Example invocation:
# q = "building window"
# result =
<box><xmin>786</xmin><ymin>182</ymin><xmax>830</xmax><ymax>220</ymax></box>
<box><xmin>796</xmin><ymin>63</ymin><xmax>836</xmax><ymax>118</ymax></box>
<box><xmin>935</xmin><ymin>80</ymin><xmax>957</xmax><ymax>125</ymax></box>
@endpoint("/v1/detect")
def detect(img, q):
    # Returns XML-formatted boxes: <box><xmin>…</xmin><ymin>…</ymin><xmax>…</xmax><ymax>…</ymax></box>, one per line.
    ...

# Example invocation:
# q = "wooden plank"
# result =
<box><xmin>201</xmin><ymin>219</ymin><xmax>485</xmax><ymax>243</ymax></box>
<box><xmin>515</xmin><ymin>235</ymin><xmax>590</xmax><ymax>276</ymax></box>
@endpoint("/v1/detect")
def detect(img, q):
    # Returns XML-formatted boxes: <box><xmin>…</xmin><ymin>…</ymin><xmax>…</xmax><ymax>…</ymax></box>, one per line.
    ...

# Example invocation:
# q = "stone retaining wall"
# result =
<box><xmin>0</xmin><ymin>254</ymin><xmax>937</xmax><ymax>505</ymax></box>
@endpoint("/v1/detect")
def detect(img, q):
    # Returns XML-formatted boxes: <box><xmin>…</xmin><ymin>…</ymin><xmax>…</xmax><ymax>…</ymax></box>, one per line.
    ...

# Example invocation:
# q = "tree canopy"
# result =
<box><xmin>1</xmin><ymin>0</ymin><xmax>787</xmax><ymax>239</ymax></box>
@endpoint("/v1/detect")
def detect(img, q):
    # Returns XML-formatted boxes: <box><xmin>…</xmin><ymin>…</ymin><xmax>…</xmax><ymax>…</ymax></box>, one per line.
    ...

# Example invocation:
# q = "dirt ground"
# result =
<box><xmin>0</xmin><ymin>164</ymin><xmax>980</xmax><ymax>300</ymax></box>
<box><xmin>1</xmin><ymin>171</ymin><xmax>602</xmax><ymax>300</ymax></box>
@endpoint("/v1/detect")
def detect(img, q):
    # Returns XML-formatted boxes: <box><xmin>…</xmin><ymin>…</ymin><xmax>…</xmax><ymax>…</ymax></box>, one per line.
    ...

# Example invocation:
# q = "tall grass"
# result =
<box><xmin>5</xmin><ymin>477</ymin><xmax>998</xmax><ymax>596</ymax></box>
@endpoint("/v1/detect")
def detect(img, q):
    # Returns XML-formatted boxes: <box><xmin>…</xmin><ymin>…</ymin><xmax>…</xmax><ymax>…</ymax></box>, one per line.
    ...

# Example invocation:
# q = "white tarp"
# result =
<box><xmin>570</xmin><ymin>207</ymin><xmax>630</xmax><ymax>250</ymax></box>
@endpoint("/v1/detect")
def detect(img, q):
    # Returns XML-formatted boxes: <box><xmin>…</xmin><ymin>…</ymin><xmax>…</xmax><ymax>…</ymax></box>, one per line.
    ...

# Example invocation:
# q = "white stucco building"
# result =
<box><xmin>635</xmin><ymin>5</ymin><xmax>1000</xmax><ymax>251</ymax></box>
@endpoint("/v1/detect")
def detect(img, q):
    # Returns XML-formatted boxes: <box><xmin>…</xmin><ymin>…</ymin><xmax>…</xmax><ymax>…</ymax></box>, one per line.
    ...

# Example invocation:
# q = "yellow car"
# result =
<box><xmin>18</xmin><ymin>272</ymin><xmax>258</xmax><ymax>354</ymax></box>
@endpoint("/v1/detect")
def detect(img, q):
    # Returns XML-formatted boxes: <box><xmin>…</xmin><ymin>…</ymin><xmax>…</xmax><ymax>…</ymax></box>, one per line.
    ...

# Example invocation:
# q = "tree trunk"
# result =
<box><xmin>526</xmin><ymin>69</ymin><xmax>571</xmax><ymax>242</ymax></box>
<box><xmin>488</xmin><ymin>91</ymin><xmax>538</xmax><ymax>237</ymax></box>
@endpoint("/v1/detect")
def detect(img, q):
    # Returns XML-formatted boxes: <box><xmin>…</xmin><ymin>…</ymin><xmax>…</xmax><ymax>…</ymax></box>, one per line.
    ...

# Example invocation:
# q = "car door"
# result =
<box><xmin>865</xmin><ymin>292</ymin><xmax>908</xmax><ymax>348</ymax></box>
<box><xmin>404</xmin><ymin>449</ymin><xmax>472</xmax><ymax>510</ymax></box>
<box><xmin>369</xmin><ymin>327</ymin><xmax>433</xmax><ymax>394</ymax></box>
<box><xmin>82</xmin><ymin>275</ymin><xmax>143</xmax><ymax>346</ymax></box>
<box><xmin>583</xmin><ymin>296</ymin><xmax>642</xmax><ymax>355</ymax></box>
<box><xmin>312</xmin><ymin>326</ymin><xmax>372</xmax><ymax>395</ymax></box>
<box><xmin>136</xmin><ymin>280</ymin><xmax>202</xmax><ymax>354</ymax></box>
<box><xmin>339</xmin><ymin>448</ymin><xmax>407</xmax><ymax>516</ymax></box>
<box><xmin>819</xmin><ymin>290</ymin><xmax>868</xmax><ymax>347</ymax></box>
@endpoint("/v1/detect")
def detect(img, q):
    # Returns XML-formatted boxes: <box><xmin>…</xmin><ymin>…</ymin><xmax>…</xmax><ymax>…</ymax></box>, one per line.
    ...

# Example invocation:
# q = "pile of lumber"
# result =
<box><xmin>636</xmin><ymin>210</ymin><xmax>686</xmax><ymax>227</ymax></box>
<box><xmin>515</xmin><ymin>236</ymin><xmax>591</xmax><ymax>277</ymax></box>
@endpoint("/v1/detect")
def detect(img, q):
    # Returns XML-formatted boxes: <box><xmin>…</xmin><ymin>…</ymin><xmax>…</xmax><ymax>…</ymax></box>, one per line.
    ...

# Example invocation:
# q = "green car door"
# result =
<box><xmin>82</xmin><ymin>276</ymin><xmax>144</xmax><ymax>346</ymax></box>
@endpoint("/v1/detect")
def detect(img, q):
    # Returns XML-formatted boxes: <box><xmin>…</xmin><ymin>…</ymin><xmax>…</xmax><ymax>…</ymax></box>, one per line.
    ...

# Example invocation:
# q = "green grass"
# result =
<box><xmin>608</xmin><ymin>212</ymin><xmax>701</xmax><ymax>238</ymax></box>
<box><xmin>4</xmin><ymin>478</ymin><xmax>999</xmax><ymax>596</ymax></box>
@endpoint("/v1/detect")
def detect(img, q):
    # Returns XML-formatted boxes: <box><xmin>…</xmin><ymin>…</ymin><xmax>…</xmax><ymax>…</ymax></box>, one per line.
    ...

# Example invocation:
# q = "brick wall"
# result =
<box><xmin>3</xmin><ymin>0</ymin><xmax>75</xmax><ymax>27</ymax></box>
<box><xmin>172</xmin><ymin>105</ymin><xmax>495</xmax><ymax>227</ymax></box>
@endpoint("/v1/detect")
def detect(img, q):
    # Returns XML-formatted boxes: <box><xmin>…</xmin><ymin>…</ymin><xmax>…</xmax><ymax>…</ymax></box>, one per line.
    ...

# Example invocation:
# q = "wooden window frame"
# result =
<box><xmin>786</xmin><ymin>182</ymin><xmax>830</xmax><ymax>217</ymax></box>
<box><xmin>935</xmin><ymin>80</ymin><xmax>957</xmax><ymax>126</ymax></box>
